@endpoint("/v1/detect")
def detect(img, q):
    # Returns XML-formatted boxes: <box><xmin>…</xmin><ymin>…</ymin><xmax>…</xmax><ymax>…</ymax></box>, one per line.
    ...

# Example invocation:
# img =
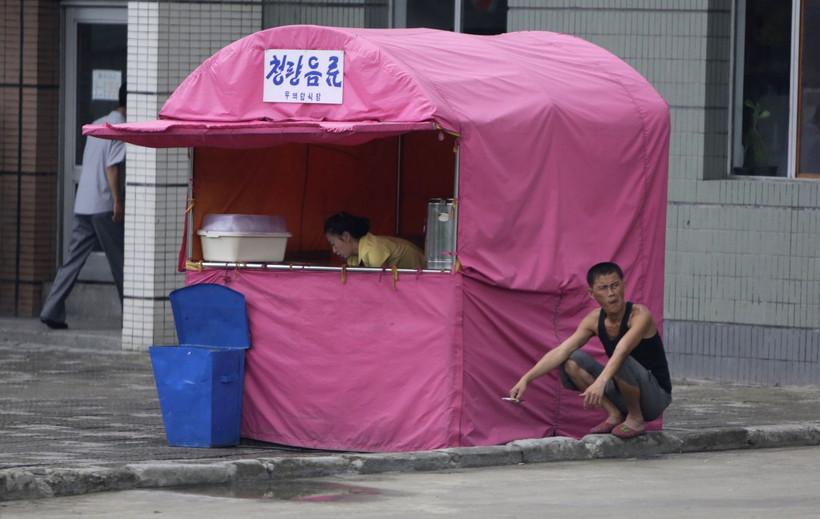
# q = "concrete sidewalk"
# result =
<box><xmin>2</xmin><ymin>316</ymin><xmax>820</xmax><ymax>501</ymax></box>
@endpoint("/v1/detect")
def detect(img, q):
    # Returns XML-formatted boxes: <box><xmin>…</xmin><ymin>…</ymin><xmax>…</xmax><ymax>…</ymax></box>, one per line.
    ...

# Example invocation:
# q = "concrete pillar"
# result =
<box><xmin>123</xmin><ymin>1</ymin><xmax>261</xmax><ymax>350</ymax></box>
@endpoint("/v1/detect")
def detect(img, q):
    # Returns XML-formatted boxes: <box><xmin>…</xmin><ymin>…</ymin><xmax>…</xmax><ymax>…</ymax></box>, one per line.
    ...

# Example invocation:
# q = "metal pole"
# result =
<box><xmin>452</xmin><ymin>142</ymin><xmax>459</xmax><ymax>261</ymax></box>
<box><xmin>396</xmin><ymin>135</ymin><xmax>402</xmax><ymax>235</ymax></box>
<box><xmin>787</xmin><ymin>0</ymin><xmax>802</xmax><ymax>178</ymax></box>
<box><xmin>200</xmin><ymin>262</ymin><xmax>451</xmax><ymax>274</ymax></box>
<box><xmin>454</xmin><ymin>0</ymin><xmax>463</xmax><ymax>32</ymax></box>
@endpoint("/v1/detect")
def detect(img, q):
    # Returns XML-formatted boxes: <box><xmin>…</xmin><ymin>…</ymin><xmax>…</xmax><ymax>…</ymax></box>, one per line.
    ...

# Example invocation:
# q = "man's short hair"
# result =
<box><xmin>118</xmin><ymin>83</ymin><xmax>127</xmax><ymax>108</ymax></box>
<box><xmin>587</xmin><ymin>262</ymin><xmax>624</xmax><ymax>286</ymax></box>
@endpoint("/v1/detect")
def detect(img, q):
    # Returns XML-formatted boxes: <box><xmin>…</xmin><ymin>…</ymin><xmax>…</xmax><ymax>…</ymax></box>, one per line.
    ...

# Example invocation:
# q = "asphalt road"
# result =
<box><xmin>3</xmin><ymin>446</ymin><xmax>819</xmax><ymax>518</ymax></box>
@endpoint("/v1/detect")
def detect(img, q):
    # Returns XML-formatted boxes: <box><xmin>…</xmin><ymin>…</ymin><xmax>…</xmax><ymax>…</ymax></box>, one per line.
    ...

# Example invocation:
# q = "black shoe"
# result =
<box><xmin>40</xmin><ymin>318</ymin><xmax>68</xmax><ymax>330</ymax></box>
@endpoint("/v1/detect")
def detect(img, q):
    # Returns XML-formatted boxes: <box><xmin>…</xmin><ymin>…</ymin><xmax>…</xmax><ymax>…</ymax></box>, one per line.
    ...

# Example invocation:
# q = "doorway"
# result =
<box><xmin>61</xmin><ymin>5</ymin><xmax>127</xmax><ymax>282</ymax></box>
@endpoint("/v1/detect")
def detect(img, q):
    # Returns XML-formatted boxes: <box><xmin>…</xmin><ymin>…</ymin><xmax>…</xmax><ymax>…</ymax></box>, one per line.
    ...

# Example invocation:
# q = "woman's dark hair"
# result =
<box><xmin>586</xmin><ymin>262</ymin><xmax>623</xmax><ymax>287</ymax></box>
<box><xmin>118</xmin><ymin>83</ymin><xmax>127</xmax><ymax>108</ymax></box>
<box><xmin>324</xmin><ymin>212</ymin><xmax>370</xmax><ymax>239</ymax></box>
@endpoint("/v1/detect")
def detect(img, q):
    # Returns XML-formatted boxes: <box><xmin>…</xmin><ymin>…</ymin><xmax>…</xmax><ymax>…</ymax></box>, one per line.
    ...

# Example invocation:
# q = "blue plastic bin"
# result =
<box><xmin>149</xmin><ymin>284</ymin><xmax>250</xmax><ymax>447</ymax></box>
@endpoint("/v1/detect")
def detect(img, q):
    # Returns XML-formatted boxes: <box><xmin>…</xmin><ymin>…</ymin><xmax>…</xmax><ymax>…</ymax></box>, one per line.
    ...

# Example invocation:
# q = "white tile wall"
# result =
<box><xmin>123</xmin><ymin>1</ymin><xmax>261</xmax><ymax>350</ymax></box>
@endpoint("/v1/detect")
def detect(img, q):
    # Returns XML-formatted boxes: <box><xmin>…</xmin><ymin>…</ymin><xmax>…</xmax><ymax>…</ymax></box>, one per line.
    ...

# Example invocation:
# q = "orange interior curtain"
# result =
<box><xmin>191</xmin><ymin>132</ymin><xmax>456</xmax><ymax>263</ymax></box>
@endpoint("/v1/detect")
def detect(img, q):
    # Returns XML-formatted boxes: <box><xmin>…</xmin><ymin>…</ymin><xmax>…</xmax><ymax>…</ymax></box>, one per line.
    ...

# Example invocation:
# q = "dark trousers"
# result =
<box><xmin>40</xmin><ymin>212</ymin><xmax>124</xmax><ymax>323</ymax></box>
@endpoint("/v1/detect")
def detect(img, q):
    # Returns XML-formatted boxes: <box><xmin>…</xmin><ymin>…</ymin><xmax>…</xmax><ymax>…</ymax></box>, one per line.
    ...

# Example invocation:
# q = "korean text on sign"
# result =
<box><xmin>263</xmin><ymin>49</ymin><xmax>344</xmax><ymax>105</ymax></box>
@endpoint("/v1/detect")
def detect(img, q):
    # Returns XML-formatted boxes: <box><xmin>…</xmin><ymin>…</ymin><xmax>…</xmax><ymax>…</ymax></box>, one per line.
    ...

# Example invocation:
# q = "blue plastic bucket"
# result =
<box><xmin>149</xmin><ymin>284</ymin><xmax>250</xmax><ymax>448</ymax></box>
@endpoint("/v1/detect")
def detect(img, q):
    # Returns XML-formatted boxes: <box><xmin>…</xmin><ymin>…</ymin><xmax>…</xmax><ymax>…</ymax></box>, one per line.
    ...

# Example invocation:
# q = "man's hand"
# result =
<box><xmin>581</xmin><ymin>378</ymin><xmax>607</xmax><ymax>408</ymax></box>
<box><xmin>508</xmin><ymin>379</ymin><xmax>527</xmax><ymax>403</ymax></box>
<box><xmin>112</xmin><ymin>200</ymin><xmax>124</xmax><ymax>223</ymax></box>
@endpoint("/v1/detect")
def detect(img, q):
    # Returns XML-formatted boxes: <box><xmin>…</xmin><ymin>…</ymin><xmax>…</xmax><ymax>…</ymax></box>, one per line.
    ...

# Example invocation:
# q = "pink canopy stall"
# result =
<box><xmin>87</xmin><ymin>25</ymin><xmax>670</xmax><ymax>452</ymax></box>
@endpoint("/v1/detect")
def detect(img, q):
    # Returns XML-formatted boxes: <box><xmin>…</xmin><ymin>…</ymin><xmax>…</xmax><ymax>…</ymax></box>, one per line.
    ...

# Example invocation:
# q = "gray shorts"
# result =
<box><xmin>559</xmin><ymin>349</ymin><xmax>672</xmax><ymax>421</ymax></box>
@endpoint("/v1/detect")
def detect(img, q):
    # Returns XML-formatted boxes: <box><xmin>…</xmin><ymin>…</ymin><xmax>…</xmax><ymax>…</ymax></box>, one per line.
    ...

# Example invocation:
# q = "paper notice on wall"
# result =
<box><xmin>92</xmin><ymin>70</ymin><xmax>122</xmax><ymax>101</ymax></box>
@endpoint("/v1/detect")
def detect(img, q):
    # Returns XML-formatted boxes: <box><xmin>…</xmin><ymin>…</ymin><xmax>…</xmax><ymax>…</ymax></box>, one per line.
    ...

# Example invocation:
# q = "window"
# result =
<box><xmin>797</xmin><ymin>0</ymin><xmax>820</xmax><ymax>177</ymax></box>
<box><xmin>74</xmin><ymin>23</ymin><xmax>127</xmax><ymax>165</ymax></box>
<box><xmin>394</xmin><ymin>0</ymin><xmax>507</xmax><ymax>34</ymax></box>
<box><xmin>459</xmin><ymin>0</ymin><xmax>507</xmax><ymax>35</ymax></box>
<box><xmin>262</xmin><ymin>1</ymin><xmax>507</xmax><ymax>35</ymax></box>
<box><xmin>262</xmin><ymin>1</ymin><xmax>389</xmax><ymax>29</ymax></box>
<box><xmin>733</xmin><ymin>0</ymin><xmax>820</xmax><ymax>179</ymax></box>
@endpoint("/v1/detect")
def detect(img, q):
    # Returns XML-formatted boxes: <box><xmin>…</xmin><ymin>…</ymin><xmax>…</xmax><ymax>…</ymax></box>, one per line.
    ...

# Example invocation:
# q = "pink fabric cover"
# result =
<box><xmin>188</xmin><ymin>269</ymin><xmax>464</xmax><ymax>451</ymax></box>
<box><xmin>87</xmin><ymin>25</ymin><xmax>669</xmax><ymax>297</ymax></box>
<box><xmin>187</xmin><ymin>270</ymin><xmax>661</xmax><ymax>452</ymax></box>
<box><xmin>91</xmin><ymin>26</ymin><xmax>670</xmax><ymax>450</ymax></box>
<box><xmin>459</xmin><ymin>276</ymin><xmax>662</xmax><ymax>442</ymax></box>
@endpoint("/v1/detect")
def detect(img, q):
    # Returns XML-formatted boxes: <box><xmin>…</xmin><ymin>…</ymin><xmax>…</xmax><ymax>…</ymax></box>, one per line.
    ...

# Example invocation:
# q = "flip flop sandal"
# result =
<box><xmin>612</xmin><ymin>423</ymin><xmax>645</xmax><ymax>439</ymax></box>
<box><xmin>589</xmin><ymin>420</ymin><xmax>617</xmax><ymax>434</ymax></box>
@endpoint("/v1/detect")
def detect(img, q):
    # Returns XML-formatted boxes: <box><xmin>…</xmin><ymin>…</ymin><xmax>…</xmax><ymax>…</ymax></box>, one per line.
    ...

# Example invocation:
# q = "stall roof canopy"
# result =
<box><xmin>85</xmin><ymin>25</ymin><xmax>663</xmax><ymax>147</ymax></box>
<box><xmin>87</xmin><ymin>25</ymin><xmax>670</xmax><ymax>294</ymax></box>
<box><xmin>85</xmin><ymin>119</ymin><xmax>435</xmax><ymax>148</ymax></box>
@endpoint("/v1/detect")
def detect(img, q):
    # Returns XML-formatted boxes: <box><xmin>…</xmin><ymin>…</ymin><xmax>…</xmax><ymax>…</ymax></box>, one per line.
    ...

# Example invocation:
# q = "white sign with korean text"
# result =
<box><xmin>263</xmin><ymin>49</ymin><xmax>344</xmax><ymax>104</ymax></box>
<box><xmin>91</xmin><ymin>69</ymin><xmax>122</xmax><ymax>101</ymax></box>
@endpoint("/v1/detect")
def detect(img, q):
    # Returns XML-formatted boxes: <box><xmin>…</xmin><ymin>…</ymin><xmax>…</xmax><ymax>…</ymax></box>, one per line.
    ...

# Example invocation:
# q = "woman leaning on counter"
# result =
<box><xmin>324</xmin><ymin>212</ymin><xmax>426</xmax><ymax>269</ymax></box>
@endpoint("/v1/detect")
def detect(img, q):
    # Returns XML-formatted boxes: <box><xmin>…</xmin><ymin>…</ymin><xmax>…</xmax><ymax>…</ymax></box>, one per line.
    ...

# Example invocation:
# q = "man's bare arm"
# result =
<box><xmin>509</xmin><ymin>311</ymin><xmax>597</xmax><ymax>401</ymax></box>
<box><xmin>105</xmin><ymin>164</ymin><xmax>123</xmax><ymax>223</ymax></box>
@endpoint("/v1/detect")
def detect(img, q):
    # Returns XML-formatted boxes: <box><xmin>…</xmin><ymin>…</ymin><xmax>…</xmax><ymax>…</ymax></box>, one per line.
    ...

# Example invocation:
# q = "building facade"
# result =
<box><xmin>1</xmin><ymin>0</ymin><xmax>818</xmax><ymax>383</ymax></box>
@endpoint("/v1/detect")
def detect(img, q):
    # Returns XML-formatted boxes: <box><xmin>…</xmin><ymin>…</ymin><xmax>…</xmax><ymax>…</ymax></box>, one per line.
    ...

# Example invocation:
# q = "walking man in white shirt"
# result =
<box><xmin>40</xmin><ymin>84</ymin><xmax>127</xmax><ymax>329</ymax></box>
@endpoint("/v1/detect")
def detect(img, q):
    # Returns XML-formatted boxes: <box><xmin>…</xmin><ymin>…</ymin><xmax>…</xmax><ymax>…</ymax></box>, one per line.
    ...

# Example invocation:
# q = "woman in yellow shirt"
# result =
<box><xmin>324</xmin><ymin>212</ymin><xmax>426</xmax><ymax>269</ymax></box>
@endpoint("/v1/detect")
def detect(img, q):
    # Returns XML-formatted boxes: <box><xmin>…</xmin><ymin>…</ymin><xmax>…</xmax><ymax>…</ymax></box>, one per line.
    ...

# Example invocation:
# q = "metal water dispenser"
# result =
<box><xmin>424</xmin><ymin>198</ymin><xmax>456</xmax><ymax>270</ymax></box>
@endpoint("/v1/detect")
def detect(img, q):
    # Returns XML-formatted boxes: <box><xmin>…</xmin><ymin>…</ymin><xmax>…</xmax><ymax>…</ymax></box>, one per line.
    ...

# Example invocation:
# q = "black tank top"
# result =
<box><xmin>597</xmin><ymin>302</ymin><xmax>672</xmax><ymax>394</ymax></box>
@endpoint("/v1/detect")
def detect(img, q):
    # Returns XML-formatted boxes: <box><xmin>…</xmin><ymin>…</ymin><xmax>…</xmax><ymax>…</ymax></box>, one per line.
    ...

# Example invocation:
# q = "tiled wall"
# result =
<box><xmin>666</xmin><ymin>321</ymin><xmax>820</xmax><ymax>385</ymax></box>
<box><xmin>509</xmin><ymin>1</ymin><xmax>731</xmax><ymax>194</ymax></box>
<box><xmin>123</xmin><ymin>1</ymin><xmax>261</xmax><ymax>350</ymax></box>
<box><xmin>0</xmin><ymin>1</ymin><xmax>59</xmax><ymax>317</ymax></box>
<box><xmin>509</xmin><ymin>0</ymin><xmax>820</xmax><ymax>384</ymax></box>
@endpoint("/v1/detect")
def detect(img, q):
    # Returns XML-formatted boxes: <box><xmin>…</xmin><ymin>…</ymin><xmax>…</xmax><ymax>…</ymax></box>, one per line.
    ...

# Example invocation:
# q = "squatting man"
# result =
<box><xmin>509</xmin><ymin>262</ymin><xmax>672</xmax><ymax>438</ymax></box>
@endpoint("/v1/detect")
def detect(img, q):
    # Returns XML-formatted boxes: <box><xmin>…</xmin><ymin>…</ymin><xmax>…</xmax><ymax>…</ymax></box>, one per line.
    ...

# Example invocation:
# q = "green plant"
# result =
<box><xmin>743</xmin><ymin>99</ymin><xmax>771</xmax><ymax>168</ymax></box>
